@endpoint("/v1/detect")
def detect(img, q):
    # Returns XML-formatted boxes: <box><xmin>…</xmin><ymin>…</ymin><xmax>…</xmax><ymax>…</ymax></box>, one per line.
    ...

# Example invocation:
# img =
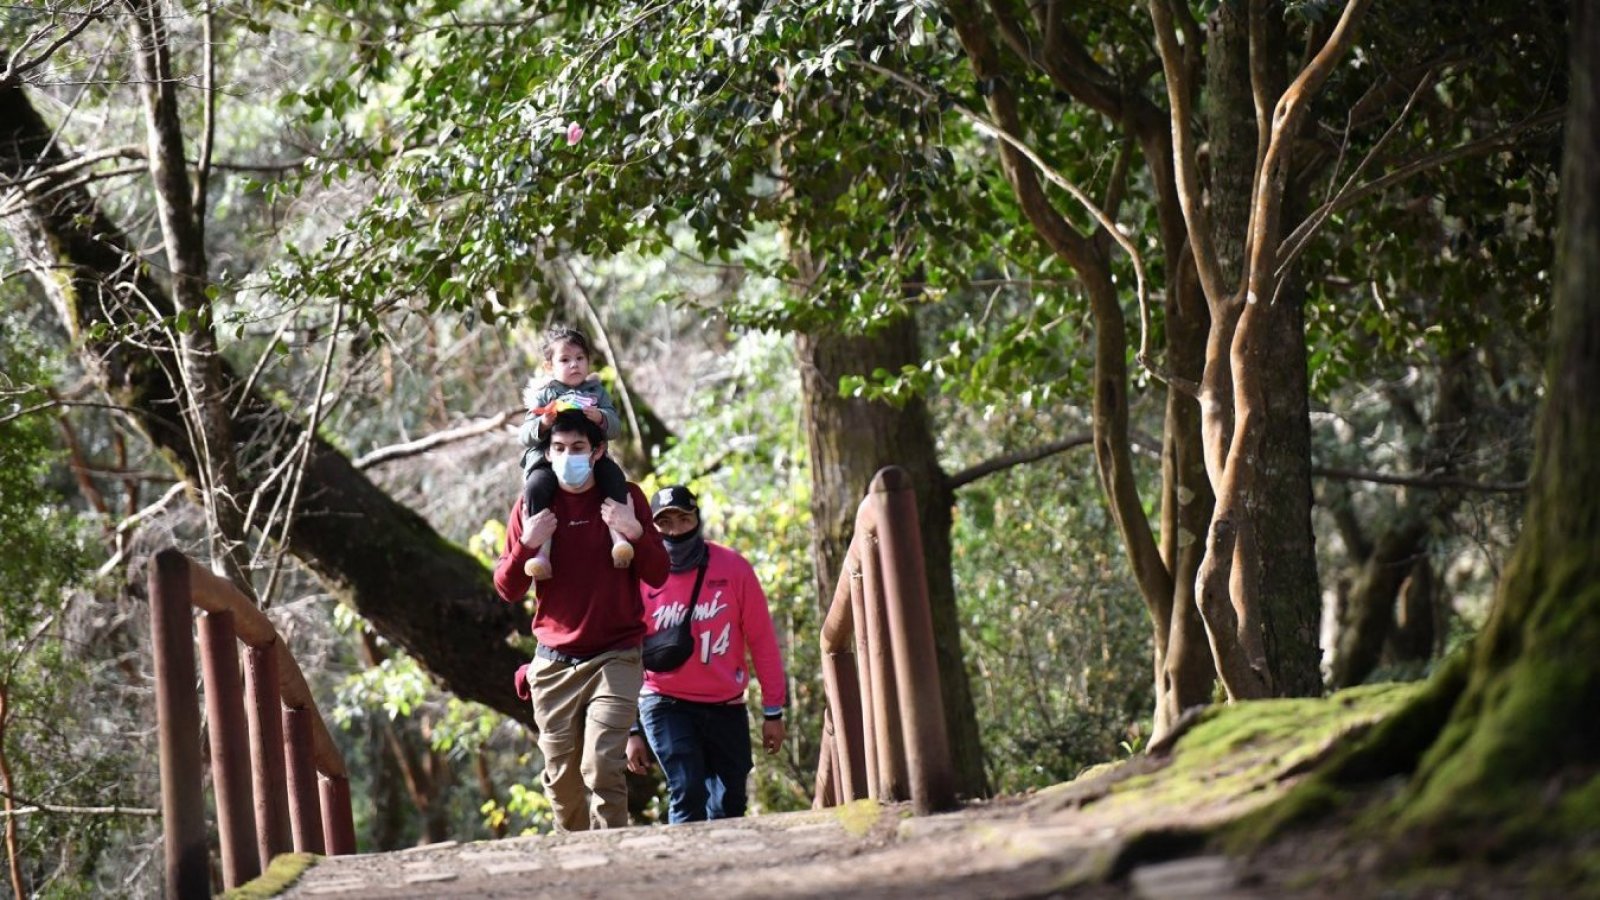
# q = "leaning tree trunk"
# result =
<box><xmin>1398</xmin><ymin>0</ymin><xmax>1600</xmax><ymax>830</ymax></box>
<box><xmin>0</xmin><ymin>78</ymin><xmax>535</xmax><ymax>727</ymax></box>
<box><xmin>796</xmin><ymin>316</ymin><xmax>989</xmax><ymax>799</ymax></box>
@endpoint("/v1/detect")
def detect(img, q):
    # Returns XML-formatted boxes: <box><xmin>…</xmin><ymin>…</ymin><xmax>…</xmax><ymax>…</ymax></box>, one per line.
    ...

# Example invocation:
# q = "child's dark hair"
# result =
<box><xmin>541</xmin><ymin>325</ymin><xmax>595</xmax><ymax>362</ymax></box>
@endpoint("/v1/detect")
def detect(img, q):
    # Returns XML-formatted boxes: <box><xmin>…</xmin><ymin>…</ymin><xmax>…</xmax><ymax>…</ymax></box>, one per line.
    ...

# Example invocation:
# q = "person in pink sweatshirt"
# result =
<box><xmin>624</xmin><ymin>485</ymin><xmax>788</xmax><ymax>823</ymax></box>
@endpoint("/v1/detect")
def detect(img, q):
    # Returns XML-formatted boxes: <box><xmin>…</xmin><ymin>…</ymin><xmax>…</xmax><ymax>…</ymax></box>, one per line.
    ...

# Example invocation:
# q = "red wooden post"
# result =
<box><xmin>859</xmin><ymin>525</ymin><xmax>907</xmax><ymax>801</ymax></box>
<box><xmin>199</xmin><ymin>610</ymin><xmax>261</xmax><ymax>887</ymax></box>
<box><xmin>283</xmin><ymin>706</ymin><xmax>326</xmax><ymax>854</ymax></box>
<box><xmin>846</xmin><ymin>552</ymin><xmax>879</xmax><ymax>800</ymax></box>
<box><xmin>148</xmin><ymin>549</ymin><xmax>209</xmax><ymax>899</ymax></box>
<box><xmin>244</xmin><ymin>642</ymin><xmax>292</xmax><ymax>866</ymax></box>
<box><xmin>319</xmin><ymin>775</ymin><xmax>357</xmax><ymax>855</ymax></box>
<box><xmin>820</xmin><ymin>550</ymin><xmax>869</xmax><ymax>805</ymax></box>
<box><xmin>873</xmin><ymin>467</ymin><xmax>957</xmax><ymax>814</ymax></box>
<box><xmin>813</xmin><ymin>714</ymin><xmax>838</xmax><ymax>808</ymax></box>
<box><xmin>822</xmin><ymin>646</ymin><xmax>867</xmax><ymax>801</ymax></box>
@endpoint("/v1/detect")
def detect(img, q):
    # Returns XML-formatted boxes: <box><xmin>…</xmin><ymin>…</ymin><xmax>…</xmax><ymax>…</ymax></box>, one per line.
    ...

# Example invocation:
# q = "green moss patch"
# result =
<box><xmin>834</xmin><ymin>798</ymin><xmax>884</xmax><ymax>837</ymax></box>
<box><xmin>221</xmin><ymin>853</ymin><xmax>318</xmax><ymax>900</ymax></box>
<box><xmin>1099</xmin><ymin>682</ymin><xmax>1421</xmax><ymax>819</ymax></box>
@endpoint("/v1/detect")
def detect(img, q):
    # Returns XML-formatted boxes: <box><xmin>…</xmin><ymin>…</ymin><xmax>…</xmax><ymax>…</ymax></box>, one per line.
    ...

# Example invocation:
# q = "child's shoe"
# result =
<box><xmin>524</xmin><ymin>542</ymin><xmax>553</xmax><ymax>580</ymax></box>
<box><xmin>610</xmin><ymin>530</ymin><xmax>634</xmax><ymax>568</ymax></box>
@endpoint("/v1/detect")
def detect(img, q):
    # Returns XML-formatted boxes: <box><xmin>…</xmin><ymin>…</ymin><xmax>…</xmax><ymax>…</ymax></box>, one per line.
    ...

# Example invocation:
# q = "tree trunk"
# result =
<box><xmin>1186</xmin><ymin>0</ymin><xmax>1326</xmax><ymax>698</ymax></box>
<box><xmin>1384</xmin><ymin>557</ymin><xmax>1438</xmax><ymax>665</ymax></box>
<box><xmin>1155</xmin><ymin>262</ymin><xmax>1219</xmax><ymax>735</ymax></box>
<box><xmin>1327</xmin><ymin>350</ymin><xmax>1474</xmax><ymax>687</ymax></box>
<box><xmin>796</xmin><ymin>317</ymin><xmax>988</xmax><ymax>799</ymax></box>
<box><xmin>1</xmin><ymin>684</ymin><xmax>26</xmax><ymax>900</ymax></box>
<box><xmin>1330</xmin><ymin>519</ymin><xmax>1428</xmax><ymax>687</ymax></box>
<box><xmin>368</xmin><ymin>726</ymin><xmax>409</xmax><ymax>850</ymax></box>
<box><xmin>0</xmin><ymin>80</ymin><xmax>535</xmax><ymax>729</ymax></box>
<box><xmin>1400</xmin><ymin>0</ymin><xmax>1600</xmax><ymax>829</ymax></box>
<box><xmin>1251</xmin><ymin>283</ymin><xmax>1322</xmax><ymax>695</ymax></box>
<box><xmin>125</xmin><ymin>0</ymin><xmax>252</xmax><ymax>591</ymax></box>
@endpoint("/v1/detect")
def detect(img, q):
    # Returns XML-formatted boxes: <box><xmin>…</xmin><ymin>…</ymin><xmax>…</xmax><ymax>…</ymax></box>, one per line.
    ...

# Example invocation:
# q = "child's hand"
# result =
<box><xmin>584</xmin><ymin>408</ymin><xmax>604</xmax><ymax>425</ymax></box>
<box><xmin>541</xmin><ymin>411</ymin><xmax>557</xmax><ymax>427</ymax></box>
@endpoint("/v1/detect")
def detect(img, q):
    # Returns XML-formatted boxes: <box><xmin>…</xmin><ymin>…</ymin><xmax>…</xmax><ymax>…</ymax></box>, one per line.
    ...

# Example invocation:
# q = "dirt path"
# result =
<box><xmin>254</xmin><ymin>792</ymin><xmax>1264</xmax><ymax>900</ymax></box>
<box><xmin>243</xmin><ymin>685</ymin><xmax>1554</xmax><ymax>899</ymax></box>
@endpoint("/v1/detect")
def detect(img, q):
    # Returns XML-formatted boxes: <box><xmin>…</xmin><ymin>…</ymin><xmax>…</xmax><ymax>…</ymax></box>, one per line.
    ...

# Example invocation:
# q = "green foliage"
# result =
<box><xmin>0</xmin><ymin>338</ymin><xmax>87</xmax><ymax>638</ymax></box>
<box><xmin>480</xmin><ymin>781</ymin><xmax>556</xmax><ymax>837</ymax></box>
<box><xmin>950</xmin><ymin>449</ymin><xmax>1154</xmax><ymax>792</ymax></box>
<box><xmin>276</xmin><ymin>0</ymin><xmax>1070</xmax><ymax>375</ymax></box>
<box><xmin>0</xmin><ymin>316</ymin><xmax>134</xmax><ymax>896</ymax></box>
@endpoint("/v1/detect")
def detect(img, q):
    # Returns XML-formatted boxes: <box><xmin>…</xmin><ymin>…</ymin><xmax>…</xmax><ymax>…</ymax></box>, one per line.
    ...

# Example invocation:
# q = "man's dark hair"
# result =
<box><xmin>546</xmin><ymin>408</ymin><xmax>605</xmax><ymax>447</ymax></box>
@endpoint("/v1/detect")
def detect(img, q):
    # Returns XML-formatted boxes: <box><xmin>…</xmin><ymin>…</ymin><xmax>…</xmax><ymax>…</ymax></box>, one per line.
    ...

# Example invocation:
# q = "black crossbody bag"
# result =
<box><xmin>641</xmin><ymin>560</ymin><xmax>708</xmax><ymax>673</ymax></box>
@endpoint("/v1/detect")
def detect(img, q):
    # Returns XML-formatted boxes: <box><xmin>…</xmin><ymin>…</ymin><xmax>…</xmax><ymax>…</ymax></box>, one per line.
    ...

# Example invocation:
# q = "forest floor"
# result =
<box><xmin>232</xmin><ymin>682</ymin><xmax>1592</xmax><ymax>899</ymax></box>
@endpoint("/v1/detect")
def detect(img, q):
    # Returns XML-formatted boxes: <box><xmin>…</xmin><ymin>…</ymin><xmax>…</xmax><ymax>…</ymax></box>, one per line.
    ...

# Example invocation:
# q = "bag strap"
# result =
<box><xmin>683</xmin><ymin>558</ymin><xmax>709</xmax><ymax>619</ymax></box>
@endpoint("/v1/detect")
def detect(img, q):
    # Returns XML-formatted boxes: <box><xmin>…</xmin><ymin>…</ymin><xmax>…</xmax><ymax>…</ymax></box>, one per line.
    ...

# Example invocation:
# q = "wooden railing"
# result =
<box><xmin>147</xmin><ymin>548</ymin><xmax>355</xmax><ymax>898</ymax></box>
<box><xmin>812</xmin><ymin>467</ymin><xmax>957</xmax><ymax>815</ymax></box>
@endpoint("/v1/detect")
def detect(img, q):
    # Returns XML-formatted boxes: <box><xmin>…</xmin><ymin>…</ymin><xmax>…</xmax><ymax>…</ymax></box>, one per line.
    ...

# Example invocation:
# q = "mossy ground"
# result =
<box><xmin>221</xmin><ymin>853</ymin><xmax>317</xmax><ymax>900</ymax></box>
<box><xmin>1036</xmin><ymin>678</ymin><xmax>1600</xmax><ymax>897</ymax></box>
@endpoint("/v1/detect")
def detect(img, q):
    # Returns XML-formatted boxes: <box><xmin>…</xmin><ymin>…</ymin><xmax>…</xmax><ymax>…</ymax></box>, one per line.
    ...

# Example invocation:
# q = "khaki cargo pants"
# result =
<box><xmin>528</xmin><ymin>648</ymin><xmax>642</xmax><ymax>831</ymax></box>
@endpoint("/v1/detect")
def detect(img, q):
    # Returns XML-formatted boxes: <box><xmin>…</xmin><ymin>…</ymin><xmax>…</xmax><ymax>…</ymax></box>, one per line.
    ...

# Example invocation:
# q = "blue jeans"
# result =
<box><xmin>638</xmin><ymin>693</ymin><xmax>752</xmax><ymax>824</ymax></box>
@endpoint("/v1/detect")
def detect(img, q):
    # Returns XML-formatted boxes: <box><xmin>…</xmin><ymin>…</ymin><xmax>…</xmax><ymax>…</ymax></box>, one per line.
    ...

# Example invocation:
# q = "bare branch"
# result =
<box><xmin>1277</xmin><ymin>107</ymin><xmax>1564</xmax><ymax>275</ymax></box>
<box><xmin>0</xmin><ymin>396</ymin><xmax>146</xmax><ymax>426</ymax></box>
<box><xmin>0</xmin><ymin>144</ymin><xmax>141</xmax><ymax>190</ymax></box>
<box><xmin>0</xmin><ymin>164</ymin><xmax>145</xmax><ymax>218</ymax></box>
<box><xmin>0</xmin><ymin>792</ymin><xmax>158</xmax><ymax>820</ymax></box>
<box><xmin>1312</xmin><ymin>465</ymin><xmax>1525</xmax><ymax>494</ymax></box>
<box><xmin>947</xmin><ymin>433</ymin><xmax>1095</xmax><ymax>490</ymax></box>
<box><xmin>353</xmin><ymin>408</ymin><xmax>521</xmax><ymax>470</ymax></box>
<box><xmin>259</xmin><ymin>297</ymin><xmax>345</xmax><ymax>607</ymax></box>
<box><xmin>193</xmin><ymin>1</ymin><xmax>217</xmax><ymax>245</ymax></box>
<box><xmin>0</xmin><ymin>0</ymin><xmax>118</xmax><ymax>85</ymax></box>
<box><xmin>1242</xmin><ymin>0</ymin><xmax>1375</xmax><ymax>301</ymax></box>
<box><xmin>1274</xmin><ymin>69</ymin><xmax>1439</xmax><ymax>292</ymax></box>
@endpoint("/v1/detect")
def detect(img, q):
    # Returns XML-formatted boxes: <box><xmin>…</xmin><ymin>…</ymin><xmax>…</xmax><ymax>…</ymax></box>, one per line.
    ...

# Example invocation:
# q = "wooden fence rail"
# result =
<box><xmin>812</xmin><ymin>467</ymin><xmax>957</xmax><ymax>816</ymax></box>
<box><xmin>148</xmin><ymin>548</ymin><xmax>355</xmax><ymax>898</ymax></box>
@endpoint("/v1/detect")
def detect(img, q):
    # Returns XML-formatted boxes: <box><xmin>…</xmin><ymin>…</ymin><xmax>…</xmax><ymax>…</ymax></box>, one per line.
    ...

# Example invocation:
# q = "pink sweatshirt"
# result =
<box><xmin>640</xmin><ymin>542</ymin><xmax>787</xmax><ymax>710</ymax></box>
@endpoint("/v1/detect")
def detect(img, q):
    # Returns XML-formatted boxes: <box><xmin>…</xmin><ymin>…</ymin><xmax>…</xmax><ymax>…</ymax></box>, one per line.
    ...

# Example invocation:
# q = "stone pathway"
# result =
<box><xmin>267</xmin><ymin>798</ymin><xmax>1262</xmax><ymax>899</ymax></box>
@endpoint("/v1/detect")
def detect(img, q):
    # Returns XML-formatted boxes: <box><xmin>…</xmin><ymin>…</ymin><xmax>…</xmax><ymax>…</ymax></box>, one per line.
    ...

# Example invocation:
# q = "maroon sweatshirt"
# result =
<box><xmin>493</xmin><ymin>483</ymin><xmax>669</xmax><ymax>656</ymax></box>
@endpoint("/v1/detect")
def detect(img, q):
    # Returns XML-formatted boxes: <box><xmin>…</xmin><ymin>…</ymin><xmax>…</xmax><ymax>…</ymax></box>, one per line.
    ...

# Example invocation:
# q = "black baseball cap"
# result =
<box><xmin>650</xmin><ymin>485</ymin><xmax>698</xmax><ymax>517</ymax></box>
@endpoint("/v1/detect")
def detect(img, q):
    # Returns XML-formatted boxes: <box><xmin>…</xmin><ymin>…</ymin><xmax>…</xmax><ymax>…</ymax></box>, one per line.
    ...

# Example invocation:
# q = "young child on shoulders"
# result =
<box><xmin>518</xmin><ymin>325</ymin><xmax>632</xmax><ymax>579</ymax></box>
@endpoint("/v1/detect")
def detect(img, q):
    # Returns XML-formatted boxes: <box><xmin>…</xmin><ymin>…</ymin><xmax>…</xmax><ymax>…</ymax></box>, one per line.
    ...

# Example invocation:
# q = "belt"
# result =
<box><xmin>535</xmin><ymin>644</ymin><xmax>593</xmax><ymax>666</ymax></box>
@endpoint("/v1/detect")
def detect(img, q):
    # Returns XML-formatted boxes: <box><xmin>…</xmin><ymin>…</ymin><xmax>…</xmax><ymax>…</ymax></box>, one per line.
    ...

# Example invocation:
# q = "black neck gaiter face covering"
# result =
<box><xmin>663</xmin><ymin>525</ymin><xmax>708</xmax><ymax>572</ymax></box>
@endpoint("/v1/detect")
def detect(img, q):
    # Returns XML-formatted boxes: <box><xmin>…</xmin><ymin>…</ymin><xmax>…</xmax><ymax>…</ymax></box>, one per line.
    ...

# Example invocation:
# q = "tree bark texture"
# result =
<box><xmin>125</xmin><ymin>0</ymin><xmax>252</xmax><ymax>591</ymax></box>
<box><xmin>1184</xmin><ymin>0</ymin><xmax>1331</xmax><ymax>699</ymax></box>
<box><xmin>0</xmin><ymin>80</ymin><xmax>535</xmax><ymax>729</ymax></box>
<box><xmin>795</xmin><ymin>319</ymin><xmax>988</xmax><ymax>798</ymax></box>
<box><xmin>1155</xmin><ymin>263</ymin><xmax>1219</xmax><ymax>734</ymax></box>
<box><xmin>1</xmin><ymin>684</ymin><xmax>25</xmax><ymax>900</ymax></box>
<box><xmin>1402</xmin><ymin>0</ymin><xmax>1600</xmax><ymax>827</ymax></box>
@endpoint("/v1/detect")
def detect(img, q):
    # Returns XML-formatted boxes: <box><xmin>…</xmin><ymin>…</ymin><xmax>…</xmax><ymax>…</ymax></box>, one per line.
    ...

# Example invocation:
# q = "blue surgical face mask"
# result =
<box><xmin>554</xmin><ymin>451</ymin><xmax>593</xmax><ymax>488</ymax></box>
